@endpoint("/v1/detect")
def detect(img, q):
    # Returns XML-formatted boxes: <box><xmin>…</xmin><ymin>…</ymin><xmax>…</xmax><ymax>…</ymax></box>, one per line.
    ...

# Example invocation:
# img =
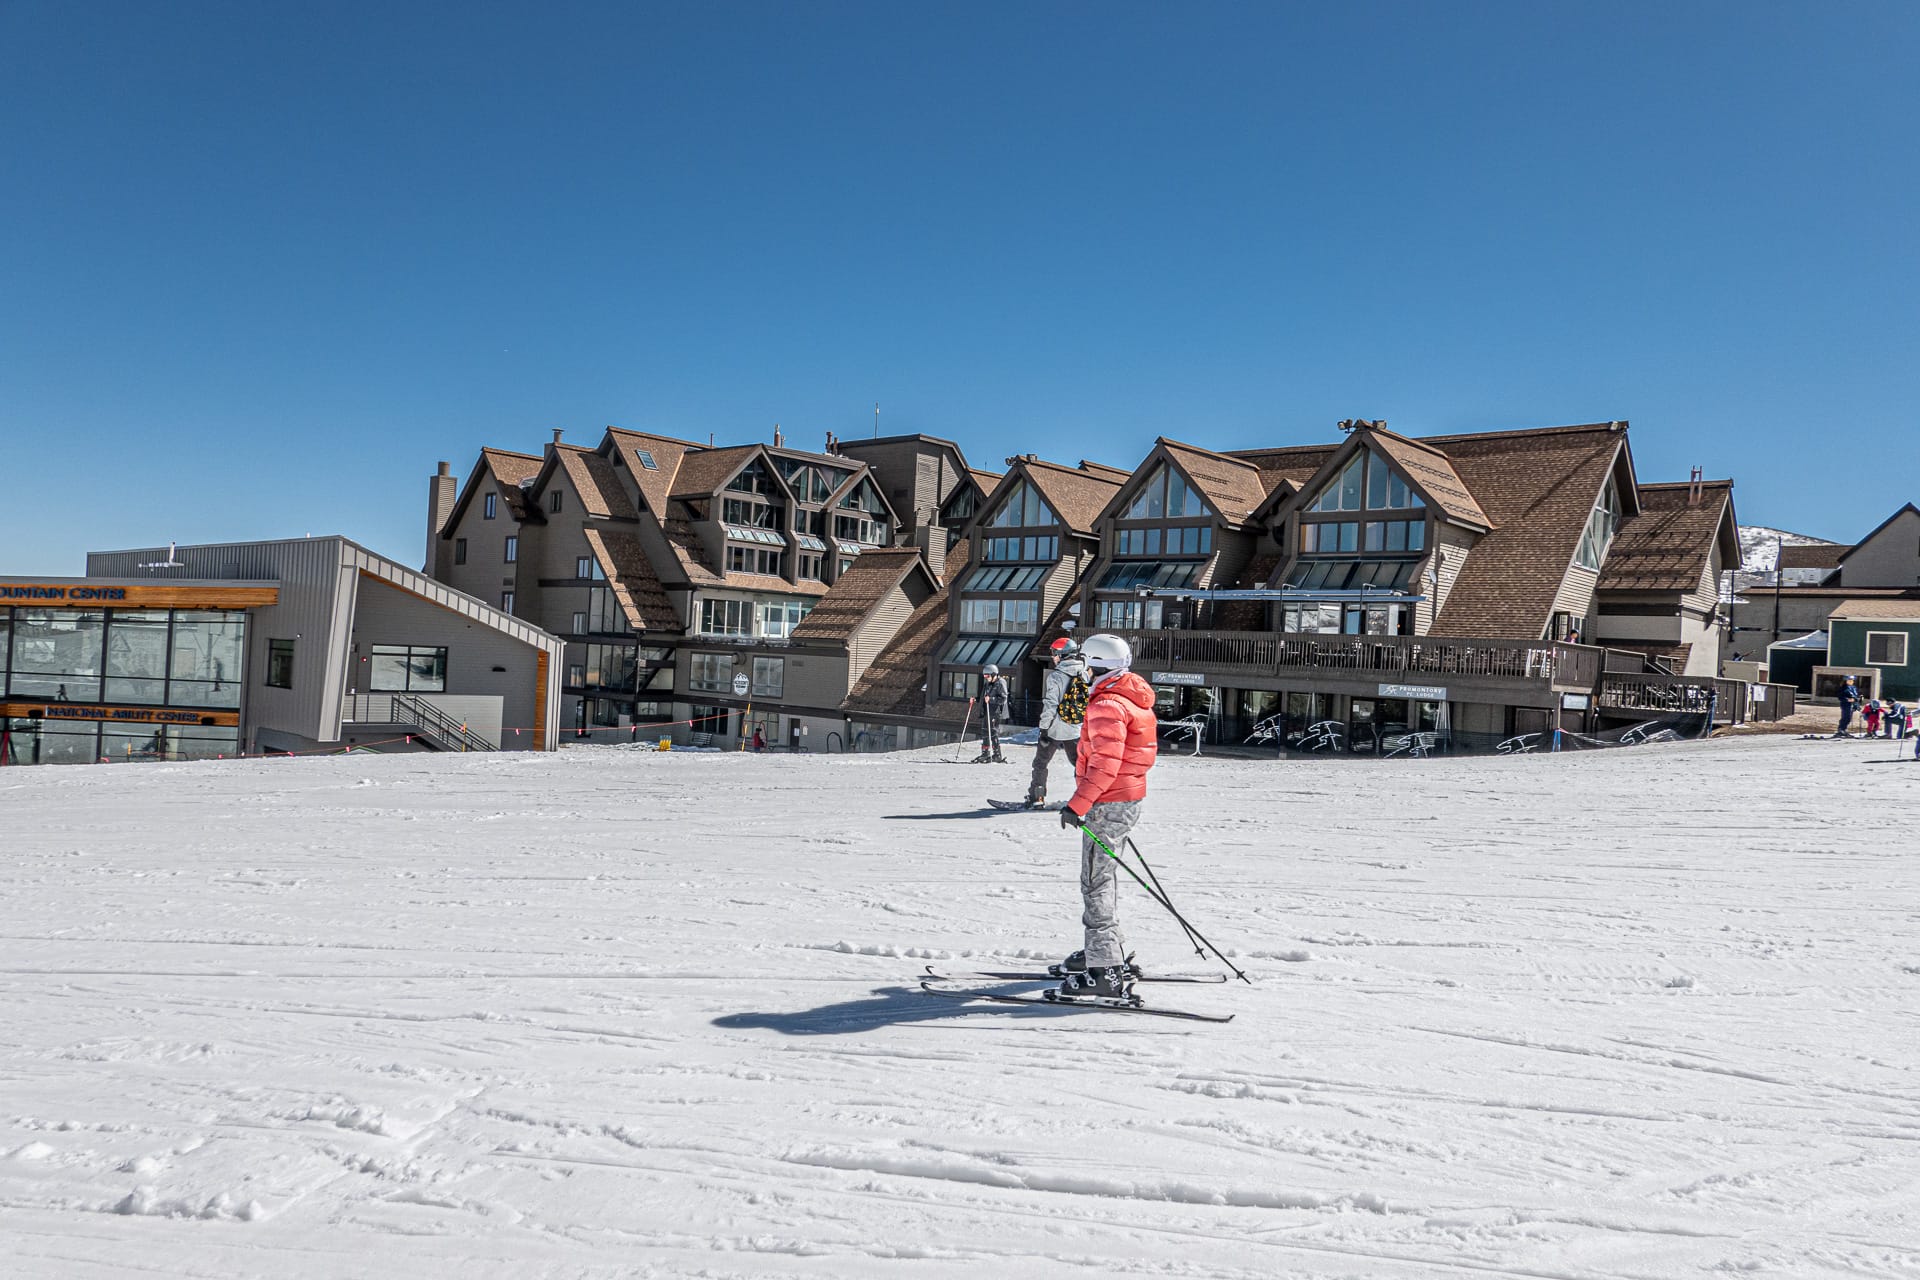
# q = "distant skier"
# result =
<box><xmin>973</xmin><ymin>664</ymin><xmax>1009</xmax><ymax>763</ymax></box>
<box><xmin>1835</xmin><ymin>676</ymin><xmax>1859</xmax><ymax>737</ymax></box>
<box><xmin>1055</xmin><ymin>633</ymin><xmax>1158</xmax><ymax>998</ymax></box>
<box><xmin>1024</xmin><ymin>637</ymin><xmax>1089</xmax><ymax>806</ymax></box>
<box><xmin>1864</xmin><ymin>698</ymin><xmax>1883</xmax><ymax>738</ymax></box>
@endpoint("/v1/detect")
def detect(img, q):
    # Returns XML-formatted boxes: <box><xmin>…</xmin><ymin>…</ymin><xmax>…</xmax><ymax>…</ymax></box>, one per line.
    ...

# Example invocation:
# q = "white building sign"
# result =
<box><xmin>732</xmin><ymin>673</ymin><xmax>751</xmax><ymax>697</ymax></box>
<box><xmin>1152</xmin><ymin>672</ymin><xmax>1207</xmax><ymax>687</ymax></box>
<box><xmin>1378</xmin><ymin>684</ymin><xmax>1447</xmax><ymax>701</ymax></box>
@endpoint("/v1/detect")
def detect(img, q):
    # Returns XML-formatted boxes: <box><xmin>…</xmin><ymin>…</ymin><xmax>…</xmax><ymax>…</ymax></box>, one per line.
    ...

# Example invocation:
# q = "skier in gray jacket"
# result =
<box><xmin>1025</xmin><ymin>637</ymin><xmax>1089</xmax><ymax>806</ymax></box>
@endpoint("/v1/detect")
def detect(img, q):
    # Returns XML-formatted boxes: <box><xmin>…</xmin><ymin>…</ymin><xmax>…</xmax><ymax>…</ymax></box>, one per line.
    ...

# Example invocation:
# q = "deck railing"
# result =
<box><xmin>1110</xmin><ymin>630</ymin><xmax>1602</xmax><ymax>691</ymax></box>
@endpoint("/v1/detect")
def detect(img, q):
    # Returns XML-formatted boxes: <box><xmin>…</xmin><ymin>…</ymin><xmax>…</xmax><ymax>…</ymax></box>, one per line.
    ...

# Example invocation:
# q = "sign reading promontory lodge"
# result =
<box><xmin>0</xmin><ymin>581</ymin><xmax>278</xmax><ymax>608</ymax></box>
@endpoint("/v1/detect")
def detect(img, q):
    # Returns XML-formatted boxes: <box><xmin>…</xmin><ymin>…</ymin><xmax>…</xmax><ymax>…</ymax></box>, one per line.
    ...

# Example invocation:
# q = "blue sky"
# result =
<box><xmin>3</xmin><ymin>1</ymin><xmax>1914</xmax><ymax>574</ymax></box>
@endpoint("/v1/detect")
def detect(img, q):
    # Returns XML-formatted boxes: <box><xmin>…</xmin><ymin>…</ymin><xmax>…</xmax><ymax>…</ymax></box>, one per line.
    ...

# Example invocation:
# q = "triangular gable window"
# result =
<box><xmin>1308</xmin><ymin>449</ymin><xmax>1424</xmax><ymax>513</ymax></box>
<box><xmin>986</xmin><ymin>479</ymin><xmax>1056</xmax><ymax>528</ymax></box>
<box><xmin>1123</xmin><ymin>463</ymin><xmax>1213</xmax><ymax>520</ymax></box>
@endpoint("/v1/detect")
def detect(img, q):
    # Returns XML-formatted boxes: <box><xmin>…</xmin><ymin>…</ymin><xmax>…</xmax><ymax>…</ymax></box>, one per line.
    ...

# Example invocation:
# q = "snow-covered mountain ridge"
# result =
<box><xmin>1737</xmin><ymin>524</ymin><xmax>1839</xmax><ymax>573</ymax></box>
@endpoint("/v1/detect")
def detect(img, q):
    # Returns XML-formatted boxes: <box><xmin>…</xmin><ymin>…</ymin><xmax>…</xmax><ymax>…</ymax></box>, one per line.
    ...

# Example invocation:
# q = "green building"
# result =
<box><xmin>1828</xmin><ymin>600</ymin><xmax>1920</xmax><ymax>701</ymax></box>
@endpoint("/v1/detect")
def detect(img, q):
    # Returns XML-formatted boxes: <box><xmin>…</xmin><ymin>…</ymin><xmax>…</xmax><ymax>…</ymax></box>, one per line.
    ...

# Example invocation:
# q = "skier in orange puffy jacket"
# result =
<box><xmin>1055</xmin><ymin>633</ymin><xmax>1159</xmax><ymax>999</ymax></box>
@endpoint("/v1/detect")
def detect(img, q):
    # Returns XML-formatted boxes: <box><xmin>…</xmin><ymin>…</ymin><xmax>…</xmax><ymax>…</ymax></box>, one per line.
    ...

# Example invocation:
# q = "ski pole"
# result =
<box><xmin>1126</xmin><ymin>836</ymin><xmax>1208</xmax><ymax>960</ymax></box>
<box><xmin>1073</xmin><ymin>820</ymin><xmax>1251</xmax><ymax>984</ymax></box>
<box><xmin>953</xmin><ymin>698</ymin><xmax>975</xmax><ymax>761</ymax></box>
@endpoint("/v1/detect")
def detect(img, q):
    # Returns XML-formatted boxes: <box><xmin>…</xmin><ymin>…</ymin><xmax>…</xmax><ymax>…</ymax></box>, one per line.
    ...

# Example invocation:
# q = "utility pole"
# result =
<box><xmin>1772</xmin><ymin>534</ymin><xmax>1783</xmax><ymax>650</ymax></box>
<box><xmin>874</xmin><ymin>402</ymin><xmax>880</xmax><ymax>438</ymax></box>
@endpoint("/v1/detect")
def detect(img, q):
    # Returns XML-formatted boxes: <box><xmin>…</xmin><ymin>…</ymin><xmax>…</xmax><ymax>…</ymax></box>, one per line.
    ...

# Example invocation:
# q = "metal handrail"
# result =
<box><xmin>388</xmin><ymin>694</ymin><xmax>496</xmax><ymax>752</ymax></box>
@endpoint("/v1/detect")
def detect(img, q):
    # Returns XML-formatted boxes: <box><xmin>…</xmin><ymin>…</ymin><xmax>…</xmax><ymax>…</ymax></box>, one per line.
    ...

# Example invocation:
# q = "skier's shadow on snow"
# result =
<box><xmin>713</xmin><ymin>985</ymin><xmax>1062</xmax><ymax>1035</ymax></box>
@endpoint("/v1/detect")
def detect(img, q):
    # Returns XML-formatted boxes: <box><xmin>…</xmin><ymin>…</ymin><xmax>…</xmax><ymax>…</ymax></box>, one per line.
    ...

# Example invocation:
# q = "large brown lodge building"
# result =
<box><xmin>424</xmin><ymin>416</ymin><xmax>1786</xmax><ymax>755</ymax></box>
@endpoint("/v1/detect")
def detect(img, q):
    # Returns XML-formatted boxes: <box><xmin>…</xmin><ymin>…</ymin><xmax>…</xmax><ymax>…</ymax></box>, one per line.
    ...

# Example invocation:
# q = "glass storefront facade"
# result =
<box><xmin>0</xmin><ymin>605</ymin><xmax>248</xmax><ymax>765</ymax></box>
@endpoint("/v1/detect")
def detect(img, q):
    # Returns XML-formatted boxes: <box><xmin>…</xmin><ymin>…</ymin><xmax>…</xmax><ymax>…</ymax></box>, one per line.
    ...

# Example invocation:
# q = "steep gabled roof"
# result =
<box><xmin>441</xmin><ymin>447</ymin><xmax>546</xmax><ymax>534</ymax></box>
<box><xmin>545</xmin><ymin>445</ymin><xmax>639</xmax><ymax>521</ymax></box>
<box><xmin>1837</xmin><ymin>503</ymin><xmax>1920</xmax><ymax>563</ymax></box>
<box><xmin>1365</xmin><ymin>429</ymin><xmax>1491</xmax><ymax>529</ymax></box>
<box><xmin>790</xmin><ymin>547</ymin><xmax>931</xmax><ymax>643</ymax></box>
<box><xmin>1154</xmin><ymin>439</ymin><xmax>1270</xmax><ymax>526</ymax></box>
<box><xmin>841</xmin><ymin>589</ymin><xmax>968</xmax><ymax>723</ymax></box>
<box><xmin>604</xmin><ymin>427</ymin><xmax>706</xmax><ymax>517</ymax></box>
<box><xmin>670</xmin><ymin>444</ymin><xmax>766</xmax><ymax>499</ymax></box>
<box><xmin>971</xmin><ymin>468</ymin><xmax>1004</xmax><ymax>496</ymax></box>
<box><xmin>1597</xmin><ymin>481</ymin><xmax>1736</xmax><ymax>594</ymax></box>
<box><xmin>1427</xmin><ymin>423</ymin><xmax>1634</xmax><ymax>638</ymax></box>
<box><xmin>581</xmin><ymin>528</ymin><xmax>680</xmax><ymax>632</ymax></box>
<box><xmin>1233</xmin><ymin>445</ymin><xmax>1342</xmax><ymax>523</ymax></box>
<box><xmin>1011</xmin><ymin>457</ymin><xmax>1128</xmax><ymax>536</ymax></box>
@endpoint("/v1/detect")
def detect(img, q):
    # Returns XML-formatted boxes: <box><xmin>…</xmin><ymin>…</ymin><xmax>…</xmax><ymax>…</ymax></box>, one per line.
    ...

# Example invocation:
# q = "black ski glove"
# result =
<box><xmin>1059</xmin><ymin>806</ymin><xmax>1085</xmax><ymax>831</ymax></box>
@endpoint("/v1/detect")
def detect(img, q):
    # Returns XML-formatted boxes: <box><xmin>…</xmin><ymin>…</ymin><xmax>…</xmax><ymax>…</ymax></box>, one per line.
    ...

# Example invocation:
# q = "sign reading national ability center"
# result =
<box><xmin>1378</xmin><ymin>683</ymin><xmax>1447</xmax><ymax>701</ymax></box>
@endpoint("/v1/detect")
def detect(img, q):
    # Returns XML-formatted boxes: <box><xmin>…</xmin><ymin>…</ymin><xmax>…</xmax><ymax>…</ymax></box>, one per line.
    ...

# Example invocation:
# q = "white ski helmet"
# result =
<box><xmin>981</xmin><ymin>663</ymin><xmax>1000</xmax><ymax>676</ymax></box>
<box><xmin>1079</xmin><ymin>633</ymin><xmax>1132</xmax><ymax>677</ymax></box>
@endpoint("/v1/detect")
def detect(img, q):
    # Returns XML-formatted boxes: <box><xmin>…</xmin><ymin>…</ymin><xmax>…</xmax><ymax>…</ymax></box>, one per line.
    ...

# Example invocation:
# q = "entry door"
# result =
<box><xmin>1349</xmin><ymin>698</ymin><xmax>1379</xmax><ymax>754</ymax></box>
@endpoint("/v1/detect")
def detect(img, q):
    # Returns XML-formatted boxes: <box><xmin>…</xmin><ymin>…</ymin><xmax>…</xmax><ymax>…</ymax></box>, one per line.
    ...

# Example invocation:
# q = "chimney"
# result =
<box><xmin>913</xmin><ymin>522</ymin><xmax>948</xmax><ymax>584</ymax></box>
<box><xmin>545</xmin><ymin>428</ymin><xmax>564</xmax><ymax>460</ymax></box>
<box><xmin>773</xmin><ymin>423</ymin><xmax>784</xmax><ymax>449</ymax></box>
<box><xmin>426</xmin><ymin>461</ymin><xmax>457</xmax><ymax>575</ymax></box>
<box><xmin>1689</xmin><ymin>466</ymin><xmax>1703</xmax><ymax>506</ymax></box>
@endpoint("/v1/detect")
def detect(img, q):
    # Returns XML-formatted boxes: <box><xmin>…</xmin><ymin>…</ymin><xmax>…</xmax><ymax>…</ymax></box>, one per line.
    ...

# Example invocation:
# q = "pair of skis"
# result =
<box><xmin>919</xmin><ymin>965</ymin><xmax>1234</xmax><ymax>1023</ymax></box>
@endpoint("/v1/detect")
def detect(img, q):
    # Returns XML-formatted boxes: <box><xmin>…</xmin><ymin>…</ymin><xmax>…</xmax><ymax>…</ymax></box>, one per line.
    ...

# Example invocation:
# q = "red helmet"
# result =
<box><xmin>1049</xmin><ymin>637</ymin><xmax>1078</xmax><ymax>656</ymax></box>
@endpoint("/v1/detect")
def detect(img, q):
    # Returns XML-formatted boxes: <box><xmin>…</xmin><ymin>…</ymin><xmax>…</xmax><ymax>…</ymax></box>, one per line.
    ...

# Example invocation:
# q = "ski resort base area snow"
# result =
<box><xmin>2</xmin><ymin>736</ymin><xmax>1916</xmax><ymax>1278</ymax></box>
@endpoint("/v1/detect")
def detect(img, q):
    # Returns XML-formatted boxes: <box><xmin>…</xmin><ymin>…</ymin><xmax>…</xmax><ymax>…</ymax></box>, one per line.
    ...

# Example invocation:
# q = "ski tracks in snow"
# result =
<box><xmin>1</xmin><ymin>740</ymin><xmax>1917</xmax><ymax>1277</ymax></box>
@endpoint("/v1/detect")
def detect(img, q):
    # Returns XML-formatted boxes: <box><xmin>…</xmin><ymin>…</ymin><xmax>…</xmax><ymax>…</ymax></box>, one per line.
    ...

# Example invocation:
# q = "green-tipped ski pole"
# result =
<box><xmin>1073</xmin><ymin>820</ymin><xmax>1251</xmax><ymax>985</ymax></box>
<box><xmin>1127</xmin><ymin>836</ymin><xmax>1208</xmax><ymax>960</ymax></box>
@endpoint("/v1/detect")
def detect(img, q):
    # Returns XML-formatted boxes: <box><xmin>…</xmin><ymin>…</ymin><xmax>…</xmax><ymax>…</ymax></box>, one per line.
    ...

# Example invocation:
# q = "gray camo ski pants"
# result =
<box><xmin>1080</xmin><ymin>799</ymin><xmax>1141</xmax><ymax>968</ymax></box>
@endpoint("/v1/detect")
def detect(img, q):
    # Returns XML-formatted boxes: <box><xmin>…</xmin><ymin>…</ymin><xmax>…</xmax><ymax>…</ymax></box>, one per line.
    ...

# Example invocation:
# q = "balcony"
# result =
<box><xmin>1107</xmin><ymin>629</ymin><xmax>1603</xmax><ymax>694</ymax></box>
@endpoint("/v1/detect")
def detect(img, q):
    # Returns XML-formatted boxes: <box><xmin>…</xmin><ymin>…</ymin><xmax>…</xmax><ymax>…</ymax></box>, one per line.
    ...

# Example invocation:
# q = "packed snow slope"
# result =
<box><xmin>3</xmin><ymin>737</ymin><xmax>1917</xmax><ymax>1279</ymax></box>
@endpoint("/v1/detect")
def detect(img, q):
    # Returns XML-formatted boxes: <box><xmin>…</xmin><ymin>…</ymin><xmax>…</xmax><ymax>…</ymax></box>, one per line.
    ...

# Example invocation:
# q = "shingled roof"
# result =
<box><xmin>1226</xmin><ymin>444</ymin><xmax>1342</xmax><ymax>521</ymax></box>
<box><xmin>1830</xmin><ymin>598</ymin><xmax>1920</xmax><ymax>621</ymax></box>
<box><xmin>1157</xmin><ymin>439</ymin><xmax>1271</xmax><ymax>526</ymax></box>
<box><xmin>1366</xmin><ymin>429</ymin><xmax>1491</xmax><ymax>529</ymax></box>
<box><xmin>581</xmin><ymin>528</ymin><xmax>680</xmax><ymax>632</ymax></box>
<box><xmin>604</xmin><ymin>428</ymin><xmax>706</xmax><ymax>516</ymax></box>
<box><xmin>1598</xmin><ymin>481</ymin><xmax>1734</xmax><ymax>594</ymax></box>
<box><xmin>552</xmin><ymin>446</ymin><xmax>639</xmax><ymax>521</ymax></box>
<box><xmin>1014</xmin><ymin>457</ymin><xmax>1128</xmax><ymax>536</ymax></box>
<box><xmin>481</xmin><ymin>448</ymin><xmax>545</xmax><ymax>522</ymax></box>
<box><xmin>1426</xmin><ymin>423</ymin><xmax>1633</xmax><ymax>638</ymax></box>
<box><xmin>670</xmin><ymin>445</ymin><xmax>763</xmax><ymax>499</ymax></box>
<box><xmin>1777</xmin><ymin>543</ymin><xmax>1845</xmax><ymax>572</ymax></box>
<box><xmin>840</xmin><ymin>589</ymin><xmax>968</xmax><ymax>724</ymax></box>
<box><xmin>790</xmin><ymin>548</ymin><xmax>929</xmax><ymax>643</ymax></box>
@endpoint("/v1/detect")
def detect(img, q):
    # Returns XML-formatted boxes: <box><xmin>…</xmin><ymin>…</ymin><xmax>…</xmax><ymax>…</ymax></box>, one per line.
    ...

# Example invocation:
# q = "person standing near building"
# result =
<box><xmin>1025</xmin><ymin>637</ymin><xmax>1089</xmax><ymax>806</ymax></box>
<box><xmin>1055</xmin><ymin>634</ymin><xmax>1158</xmax><ymax>999</ymax></box>
<box><xmin>974</xmin><ymin>664</ymin><xmax>1009</xmax><ymax>763</ymax></box>
<box><xmin>1835</xmin><ymin>676</ymin><xmax>1860</xmax><ymax>737</ymax></box>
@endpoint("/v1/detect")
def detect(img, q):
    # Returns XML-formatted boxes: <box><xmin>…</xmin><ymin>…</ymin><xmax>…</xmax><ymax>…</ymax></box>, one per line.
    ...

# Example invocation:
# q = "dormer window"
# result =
<box><xmin>726</xmin><ymin>461</ymin><xmax>778</xmax><ymax>496</ymax></box>
<box><xmin>985</xmin><ymin>479</ymin><xmax>1055</xmax><ymax>529</ymax></box>
<box><xmin>1123</xmin><ymin>464</ymin><xmax>1212</xmax><ymax>520</ymax></box>
<box><xmin>483</xmin><ymin>492</ymin><xmax>497</xmax><ymax>520</ymax></box>
<box><xmin>1307</xmin><ymin>450</ymin><xmax>1424</xmax><ymax>514</ymax></box>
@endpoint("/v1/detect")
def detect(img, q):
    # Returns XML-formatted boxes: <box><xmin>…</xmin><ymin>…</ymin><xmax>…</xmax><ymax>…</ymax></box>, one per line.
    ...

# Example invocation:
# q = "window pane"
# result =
<box><xmin>1366</xmin><ymin>453</ymin><xmax>1389</xmax><ymax>509</ymax></box>
<box><xmin>1338</xmin><ymin>522</ymin><xmax>1358</xmax><ymax>553</ymax></box>
<box><xmin>105</xmin><ymin>611</ymin><xmax>170</xmax><ymax>703</ymax></box>
<box><xmin>1338</xmin><ymin>457</ymin><xmax>1363</xmax><ymax>510</ymax></box>
<box><xmin>10</xmin><ymin>609</ymin><xmax>105</xmax><ymax>701</ymax></box>
<box><xmin>1408</xmin><ymin>520</ymin><xmax>1425</xmax><ymax>551</ymax></box>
